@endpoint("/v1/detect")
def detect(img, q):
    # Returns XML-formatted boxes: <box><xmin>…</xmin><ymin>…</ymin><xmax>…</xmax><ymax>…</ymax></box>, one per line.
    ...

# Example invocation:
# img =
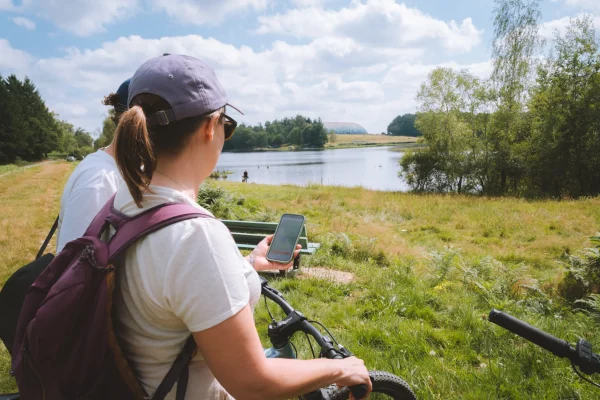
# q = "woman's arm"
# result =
<box><xmin>193</xmin><ymin>305</ymin><xmax>371</xmax><ymax>400</ymax></box>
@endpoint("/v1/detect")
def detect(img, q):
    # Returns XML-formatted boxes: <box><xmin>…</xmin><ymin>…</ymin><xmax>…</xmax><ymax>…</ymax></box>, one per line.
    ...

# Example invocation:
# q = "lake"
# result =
<box><xmin>215</xmin><ymin>146</ymin><xmax>410</xmax><ymax>191</ymax></box>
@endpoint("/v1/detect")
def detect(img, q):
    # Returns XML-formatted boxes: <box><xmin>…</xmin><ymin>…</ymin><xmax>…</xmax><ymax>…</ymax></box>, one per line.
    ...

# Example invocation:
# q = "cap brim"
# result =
<box><xmin>226</xmin><ymin>103</ymin><xmax>244</xmax><ymax>115</ymax></box>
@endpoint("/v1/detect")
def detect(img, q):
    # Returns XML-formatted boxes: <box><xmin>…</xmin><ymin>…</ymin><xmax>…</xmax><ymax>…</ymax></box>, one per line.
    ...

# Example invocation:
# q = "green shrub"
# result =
<box><xmin>558</xmin><ymin>247</ymin><xmax>600</xmax><ymax>302</ymax></box>
<box><xmin>197</xmin><ymin>182</ymin><xmax>275</xmax><ymax>221</ymax></box>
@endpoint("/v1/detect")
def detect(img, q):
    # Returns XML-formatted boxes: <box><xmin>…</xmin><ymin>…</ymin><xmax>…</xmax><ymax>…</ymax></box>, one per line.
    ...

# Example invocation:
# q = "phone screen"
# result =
<box><xmin>267</xmin><ymin>214</ymin><xmax>305</xmax><ymax>263</ymax></box>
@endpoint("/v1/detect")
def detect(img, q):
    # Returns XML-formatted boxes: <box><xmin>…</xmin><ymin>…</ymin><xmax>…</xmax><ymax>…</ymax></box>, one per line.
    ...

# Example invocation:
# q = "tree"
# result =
<box><xmin>94</xmin><ymin>111</ymin><xmax>117</xmax><ymax>150</ymax></box>
<box><xmin>526</xmin><ymin>16</ymin><xmax>600</xmax><ymax>197</ymax></box>
<box><xmin>401</xmin><ymin>68</ymin><xmax>499</xmax><ymax>194</ymax></box>
<box><xmin>1</xmin><ymin>75</ymin><xmax>59</xmax><ymax>161</ymax></box>
<box><xmin>74</xmin><ymin>128</ymin><xmax>93</xmax><ymax>148</ymax></box>
<box><xmin>492</xmin><ymin>0</ymin><xmax>543</xmax><ymax>109</ymax></box>
<box><xmin>387</xmin><ymin>114</ymin><xmax>422</xmax><ymax>136</ymax></box>
<box><xmin>289</xmin><ymin>127</ymin><xmax>303</xmax><ymax>146</ymax></box>
<box><xmin>328</xmin><ymin>130</ymin><xmax>337</xmax><ymax>143</ymax></box>
<box><xmin>270</xmin><ymin>134</ymin><xmax>284</xmax><ymax>148</ymax></box>
<box><xmin>0</xmin><ymin>75</ymin><xmax>17</xmax><ymax>164</ymax></box>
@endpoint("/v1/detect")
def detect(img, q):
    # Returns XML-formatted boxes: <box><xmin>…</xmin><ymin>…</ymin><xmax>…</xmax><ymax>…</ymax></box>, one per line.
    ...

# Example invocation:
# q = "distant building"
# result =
<box><xmin>323</xmin><ymin>122</ymin><xmax>368</xmax><ymax>135</ymax></box>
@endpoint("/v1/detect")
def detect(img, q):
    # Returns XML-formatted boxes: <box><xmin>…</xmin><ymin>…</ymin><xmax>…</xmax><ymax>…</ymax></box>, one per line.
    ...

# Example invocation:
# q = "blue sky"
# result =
<box><xmin>1</xmin><ymin>0</ymin><xmax>599</xmax><ymax>134</ymax></box>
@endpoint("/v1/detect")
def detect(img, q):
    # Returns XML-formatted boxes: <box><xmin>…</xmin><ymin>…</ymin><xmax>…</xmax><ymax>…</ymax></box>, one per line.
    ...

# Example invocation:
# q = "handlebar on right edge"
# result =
<box><xmin>489</xmin><ymin>309</ymin><xmax>576</xmax><ymax>360</ymax></box>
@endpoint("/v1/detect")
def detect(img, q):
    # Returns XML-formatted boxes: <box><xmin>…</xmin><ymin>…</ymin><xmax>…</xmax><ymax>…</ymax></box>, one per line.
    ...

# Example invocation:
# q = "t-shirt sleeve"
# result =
<box><xmin>163</xmin><ymin>219</ymin><xmax>250</xmax><ymax>332</ymax></box>
<box><xmin>56</xmin><ymin>185</ymin><xmax>116</xmax><ymax>252</ymax></box>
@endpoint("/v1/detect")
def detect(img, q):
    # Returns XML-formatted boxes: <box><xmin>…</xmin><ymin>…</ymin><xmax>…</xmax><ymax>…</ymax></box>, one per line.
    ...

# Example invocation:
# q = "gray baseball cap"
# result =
<box><xmin>128</xmin><ymin>54</ymin><xmax>242</xmax><ymax>126</ymax></box>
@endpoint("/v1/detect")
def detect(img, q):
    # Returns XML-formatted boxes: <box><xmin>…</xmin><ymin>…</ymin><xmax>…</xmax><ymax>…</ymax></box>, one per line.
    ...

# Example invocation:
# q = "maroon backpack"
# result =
<box><xmin>11</xmin><ymin>195</ymin><xmax>212</xmax><ymax>400</ymax></box>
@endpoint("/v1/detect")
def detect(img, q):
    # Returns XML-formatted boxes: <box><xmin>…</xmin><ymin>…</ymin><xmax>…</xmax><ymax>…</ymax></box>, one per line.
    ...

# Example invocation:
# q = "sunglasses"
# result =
<box><xmin>222</xmin><ymin>113</ymin><xmax>237</xmax><ymax>141</ymax></box>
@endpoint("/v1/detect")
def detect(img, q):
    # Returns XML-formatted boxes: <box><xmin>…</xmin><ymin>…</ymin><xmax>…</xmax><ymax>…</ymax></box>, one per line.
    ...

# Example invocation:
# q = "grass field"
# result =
<box><xmin>0</xmin><ymin>162</ymin><xmax>70</xmax><ymax>392</ymax></box>
<box><xmin>1</xmin><ymin>164</ymin><xmax>599</xmax><ymax>398</ymax></box>
<box><xmin>325</xmin><ymin>134</ymin><xmax>418</xmax><ymax>148</ymax></box>
<box><xmin>211</xmin><ymin>182</ymin><xmax>600</xmax><ymax>399</ymax></box>
<box><xmin>0</xmin><ymin>164</ymin><xmax>30</xmax><ymax>176</ymax></box>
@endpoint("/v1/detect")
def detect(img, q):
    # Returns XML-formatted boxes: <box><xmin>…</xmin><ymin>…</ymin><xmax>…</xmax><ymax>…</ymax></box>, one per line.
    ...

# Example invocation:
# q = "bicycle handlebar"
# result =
<box><xmin>261</xmin><ymin>279</ymin><xmax>369</xmax><ymax>399</ymax></box>
<box><xmin>489</xmin><ymin>309</ymin><xmax>576</xmax><ymax>360</ymax></box>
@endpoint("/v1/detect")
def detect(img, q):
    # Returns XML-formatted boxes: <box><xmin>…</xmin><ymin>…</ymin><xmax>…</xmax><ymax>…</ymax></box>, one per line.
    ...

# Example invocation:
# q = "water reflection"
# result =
<box><xmin>215</xmin><ymin>146</ymin><xmax>409</xmax><ymax>192</ymax></box>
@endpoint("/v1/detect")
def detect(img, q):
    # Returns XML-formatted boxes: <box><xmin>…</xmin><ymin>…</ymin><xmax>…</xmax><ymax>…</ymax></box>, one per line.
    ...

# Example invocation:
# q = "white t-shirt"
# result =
<box><xmin>56</xmin><ymin>149</ymin><xmax>121</xmax><ymax>252</ymax></box>
<box><xmin>112</xmin><ymin>184</ymin><xmax>262</xmax><ymax>400</ymax></box>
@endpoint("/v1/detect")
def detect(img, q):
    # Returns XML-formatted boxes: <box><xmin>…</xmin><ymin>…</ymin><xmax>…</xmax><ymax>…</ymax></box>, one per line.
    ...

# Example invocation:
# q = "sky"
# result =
<box><xmin>1</xmin><ymin>0</ymin><xmax>599</xmax><ymax>135</ymax></box>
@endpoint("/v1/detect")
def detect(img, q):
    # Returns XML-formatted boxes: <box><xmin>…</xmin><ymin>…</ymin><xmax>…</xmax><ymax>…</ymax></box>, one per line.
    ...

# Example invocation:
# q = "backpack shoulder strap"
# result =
<box><xmin>84</xmin><ymin>193</ymin><xmax>118</xmax><ymax>237</ymax></box>
<box><xmin>104</xmin><ymin>202</ymin><xmax>213</xmax><ymax>399</ymax></box>
<box><xmin>36</xmin><ymin>216</ymin><xmax>59</xmax><ymax>259</ymax></box>
<box><xmin>107</xmin><ymin>202</ymin><xmax>214</xmax><ymax>262</ymax></box>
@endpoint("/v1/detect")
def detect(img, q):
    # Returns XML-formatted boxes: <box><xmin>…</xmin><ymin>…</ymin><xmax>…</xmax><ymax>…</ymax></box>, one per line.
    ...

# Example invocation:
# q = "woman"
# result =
<box><xmin>112</xmin><ymin>54</ymin><xmax>372</xmax><ymax>399</ymax></box>
<box><xmin>55</xmin><ymin>78</ymin><xmax>130</xmax><ymax>252</ymax></box>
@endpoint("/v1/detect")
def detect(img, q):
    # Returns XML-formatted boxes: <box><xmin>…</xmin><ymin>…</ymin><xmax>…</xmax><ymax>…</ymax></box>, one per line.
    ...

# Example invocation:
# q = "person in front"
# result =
<box><xmin>112</xmin><ymin>54</ymin><xmax>372</xmax><ymax>399</ymax></box>
<box><xmin>55</xmin><ymin>78</ymin><xmax>131</xmax><ymax>252</ymax></box>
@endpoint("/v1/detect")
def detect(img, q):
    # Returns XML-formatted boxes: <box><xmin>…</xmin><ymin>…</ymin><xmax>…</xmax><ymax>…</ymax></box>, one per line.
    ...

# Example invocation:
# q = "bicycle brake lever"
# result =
<box><xmin>337</xmin><ymin>344</ymin><xmax>353</xmax><ymax>358</ymax></box>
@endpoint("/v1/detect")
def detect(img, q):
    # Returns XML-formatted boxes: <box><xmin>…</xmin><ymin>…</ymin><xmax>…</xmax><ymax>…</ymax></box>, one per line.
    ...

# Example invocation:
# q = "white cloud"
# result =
<box><xmin>539</xmin><ymin>14</ymin><xmax>600</xmax><ymax>39</ymax></box>
<box><xmin>34</xmin><ymin>0</ymin><xmax>138</xmax><ymax>36</ymax></box>
<box><xmin>12</xmin><ymin>17</ymin><xmax>36</xmax><ymax>30</ymax></box>
<box><xmin>292</xmin><ymin>0</ymin><xmax>323</xmax><ymax>6</ymax></box>
<box><xmin>0</xmin><ymin>39</ymin><xmax>34</xmax><ymax>72</ymax></box>
<box><xmin>8</xmin><ymin>0</ymin><xmax>270</xmax><ymax>36</ymax></box>
<box><xmin>0</xmin><ymin>0</ymin><xmax>14</xmax><ymax>11</ymax></box>
<box><xmin>149</xmin><ymin>0</ymin><xmax>269</xmax><ymax>25</ymax></box>
<box><xmin>3</xmin><ymin>31</ymin><xmax>495</xmax><ymax>135</ymax></box>
<box><xmin>257</xmin><ymin>0</ymin><xmax>483</xmax><ymax>53</ymax></box>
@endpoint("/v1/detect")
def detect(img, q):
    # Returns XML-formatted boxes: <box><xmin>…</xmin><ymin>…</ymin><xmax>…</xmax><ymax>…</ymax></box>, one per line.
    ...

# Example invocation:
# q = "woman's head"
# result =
<box><xmin>102</xmin><ymin>78</ymin><xmax>131</xmax><ymax>124</ymax></box>
<box><xmin>113</xmin><ymin>54</ymin><xmax>240</xmax><ymax>207</ymax></box>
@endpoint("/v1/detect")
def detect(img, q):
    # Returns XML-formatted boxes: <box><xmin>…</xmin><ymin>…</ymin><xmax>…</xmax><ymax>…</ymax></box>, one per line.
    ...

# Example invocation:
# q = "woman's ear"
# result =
<box><xmin>201</xmin><ymin>114</ymin><xmax>219</xmax><ymax>142</ymax></box>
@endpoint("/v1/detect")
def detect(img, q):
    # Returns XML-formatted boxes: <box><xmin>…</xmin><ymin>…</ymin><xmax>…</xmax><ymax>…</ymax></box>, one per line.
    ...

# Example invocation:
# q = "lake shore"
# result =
<box><xmin>223</xmin><ymin>134</ymin><xmax>419</xmax><ymax>153</ymax></box>
<box><xmin>1</xmin><ymin>163</ymin><xmax>599</xmax><ymax>398</ymax></box>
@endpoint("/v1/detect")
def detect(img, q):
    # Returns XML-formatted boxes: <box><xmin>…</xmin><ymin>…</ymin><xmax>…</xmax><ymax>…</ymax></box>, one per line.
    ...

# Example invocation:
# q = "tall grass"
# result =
<box><xmin>1</xmin><ymin>167</ymin><xmax>599</xmax><ymax>398</ymax></box>
<box><xmin>214</xmin><ymin>181</ymin><xmax>600</xmax><ymax>399</ymax></box>
<box><xmin>0</xmin><ymin>162</ymin><xmax>73</xmax><ymax>393</ymax></box>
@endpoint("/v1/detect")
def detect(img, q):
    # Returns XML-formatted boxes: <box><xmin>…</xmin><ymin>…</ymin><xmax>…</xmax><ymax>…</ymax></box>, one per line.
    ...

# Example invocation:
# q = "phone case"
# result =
<box><xmin>266</xmin><ymin>214</ymin><xmax>305</xmax><ymax>264</ymax></box>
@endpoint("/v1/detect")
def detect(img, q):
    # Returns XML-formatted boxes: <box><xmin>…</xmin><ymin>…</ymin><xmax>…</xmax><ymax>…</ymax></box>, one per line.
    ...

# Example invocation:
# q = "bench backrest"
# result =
<box><xmin>221</xmin><ymin>220</ymin><xmax>309</xmax><ymax>249</ymax></box>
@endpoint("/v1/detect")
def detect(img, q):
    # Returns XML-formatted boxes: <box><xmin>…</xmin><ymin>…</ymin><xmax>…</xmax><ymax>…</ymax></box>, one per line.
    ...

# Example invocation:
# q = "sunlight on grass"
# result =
<box><xmin>1</xmin><ymin>165</ymin><xmax>598</xmax><ymax>398</ymax></box>
<box><xmin>0</xmin><ymin>162</ymin><xmax>74</xmax><ymax>393</ymax></box>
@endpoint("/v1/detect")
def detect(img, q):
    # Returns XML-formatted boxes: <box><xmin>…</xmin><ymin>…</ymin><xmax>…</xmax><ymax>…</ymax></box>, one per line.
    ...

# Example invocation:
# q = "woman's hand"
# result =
<box><xmin>247</xmin><ymin>234</ymin><xmax>301</xmax><ymax>272</ymax></box>
<box><xmin>334</xmin><ymin>357</ymin><xmax>372</xmax><ymax>399</ymax></box>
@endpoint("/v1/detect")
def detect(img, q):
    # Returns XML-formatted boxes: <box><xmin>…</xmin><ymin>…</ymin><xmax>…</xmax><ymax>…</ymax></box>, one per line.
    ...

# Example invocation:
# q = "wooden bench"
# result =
<box><xmin>221</xmin><ymin>220</ymin><xmax>320</xmax><ymax>273</ymax></box>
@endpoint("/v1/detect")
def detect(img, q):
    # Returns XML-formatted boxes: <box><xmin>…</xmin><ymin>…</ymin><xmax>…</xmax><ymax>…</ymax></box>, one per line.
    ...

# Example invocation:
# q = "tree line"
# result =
<box><xmin>400</xmin><ymin>2</ymin><xmax>600</xmax><ymax>198</ymax></box>
<box><xmin>96</xmin><ymin>113</ymin><xmax>330</xmax><ymax>153</ymax></box>
<box><xmin>386</xmin><ymin>114</ymin><xmax>422</xmax><ymax>137</ymax></box>
<box><xmin>223</xmin><ymin>115</ymin><xmax>329</xmax><ymax>151</ymax></box>
<box><xmin>0</xmin><ymin>74</ymin><xmax>94</xmax><ymax>164</ymax></box>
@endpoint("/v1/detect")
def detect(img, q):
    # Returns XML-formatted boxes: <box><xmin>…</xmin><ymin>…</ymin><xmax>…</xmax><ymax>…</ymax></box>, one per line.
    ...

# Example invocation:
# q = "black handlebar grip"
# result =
<box><xmin>489</xmin><ymin>309</ymin><xmax>574</xmax><ymax>359</ymax></box>
<box><xmin>349</xmin><ymin>384</ymin><xmax>368</xmax><ymax>399</ymax></box>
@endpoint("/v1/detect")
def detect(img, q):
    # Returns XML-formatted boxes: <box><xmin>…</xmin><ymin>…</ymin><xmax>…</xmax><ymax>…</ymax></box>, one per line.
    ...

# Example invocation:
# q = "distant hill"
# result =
<box><xmin>323</xmin><ymin>122</ymin><xmax>368</xmax><ymax>135</ymax></box>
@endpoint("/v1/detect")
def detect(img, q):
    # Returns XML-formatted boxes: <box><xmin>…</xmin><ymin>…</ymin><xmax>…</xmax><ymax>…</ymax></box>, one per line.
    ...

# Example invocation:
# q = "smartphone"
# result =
<box><xmin>266</xmin><ymin>214</ymin><xmax>305</xmax><ymax>264</ymax></box>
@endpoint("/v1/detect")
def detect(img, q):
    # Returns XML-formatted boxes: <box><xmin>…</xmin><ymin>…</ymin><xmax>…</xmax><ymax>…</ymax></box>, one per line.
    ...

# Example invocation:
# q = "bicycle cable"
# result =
<box><xmin>290</xmin><ymin>341</ymin><xmax>299</xmax><ymax>357</ymax></box>
<box><xmin>309</xmin><ymin>320</ymin><xmax>340</xmax><ymax>346</ymax></box>
<box><xmin>571</xmin><ymin>361</ymin><xmax>600</xmax><ymax>389</ymax></box>
<box><xmin>304</xmin><ymin>332</ymin><xmax>317</xmax><ymax>359</ymax></box>
<box><xmin>264</xmin><ymin>295</ymin><xmax>276</xmax><ymax>323</ymax></box>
